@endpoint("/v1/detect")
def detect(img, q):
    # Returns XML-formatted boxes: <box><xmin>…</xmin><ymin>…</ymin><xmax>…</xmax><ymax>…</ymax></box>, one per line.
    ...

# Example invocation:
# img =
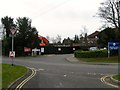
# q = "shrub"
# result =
<box><xmin>74</xmin><ymin>50</ymin><xmax>107</xmax><ymax>58</ymax></box>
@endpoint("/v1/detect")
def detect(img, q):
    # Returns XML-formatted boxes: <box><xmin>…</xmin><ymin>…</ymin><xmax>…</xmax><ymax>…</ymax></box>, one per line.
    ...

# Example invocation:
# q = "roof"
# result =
<box><xmin>87</xmin><ymin>31</ymin><xmax>100</xmax><ymax>38</ymax></box>
<box><xmin>38</xmin><ymin>35</ymin><xmax>49</xmax><ymax>46</ymax></box>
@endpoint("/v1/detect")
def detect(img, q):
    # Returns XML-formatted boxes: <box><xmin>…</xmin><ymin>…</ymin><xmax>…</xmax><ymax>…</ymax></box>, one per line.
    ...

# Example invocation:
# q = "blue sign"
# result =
<box><xmin>108</xmin><ymin>42</ymin><xmax>120</xmax><ymax>50</ymax></box>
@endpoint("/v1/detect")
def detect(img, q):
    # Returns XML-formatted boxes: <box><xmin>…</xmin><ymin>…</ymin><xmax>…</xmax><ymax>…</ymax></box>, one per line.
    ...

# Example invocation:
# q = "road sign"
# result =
<box><xmin>10</xmin><ymin>26</ymin><xmax>17</xmax><ymax>35</ymax></box>
<box><xmin>41</xmin><ymin>48</ymin><xmax>44</xmax><ymax>53</ymax></box>
<box><xmin>108</xmin><ymin>42</ymin><xmax>120</xmax><ymax>58</ymax></box>
<box><xmin>9</xmin><ymin>51</ymin><xmax>15</xmax><ymax>58</ymax></box>
<box><xmin>24</xmin><ymin>47</ymin><xmax>31</xmax><ymax>52</ymax></box>
<box><xmin>108</xmin><ymin>42</ymin><xmax>119</xmax><ymax>50</ymax></box>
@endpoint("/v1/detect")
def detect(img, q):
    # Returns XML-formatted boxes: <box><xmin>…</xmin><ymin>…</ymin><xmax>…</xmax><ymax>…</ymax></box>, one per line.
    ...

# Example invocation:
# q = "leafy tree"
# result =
<box><xmin>31</xmin><ymin>27</ymin><xmax>39</xmax><ymax>48</ymax></box>
<box><xmin>1</xmin><ymin>16</ymin><xmax>14</xmax><ymax>55</ymax></box>
<box><xmin>1</xmin><ymin>16</ymin><xmax>39</xmax><ymax>56</ymax></box>
<box><xmin>73</xmin><ymin>35</ymin><xmax>79</xmax><ymax>43</ymax></box>
<box><xmin>15</xmin><ymin>17</ymin><xmax>38</xmax><ymax>55</ymax></box>
<box><xmin>1</xmin><ymin>16</ymin><xmax>14</xmax><ymax>37</ymax></box>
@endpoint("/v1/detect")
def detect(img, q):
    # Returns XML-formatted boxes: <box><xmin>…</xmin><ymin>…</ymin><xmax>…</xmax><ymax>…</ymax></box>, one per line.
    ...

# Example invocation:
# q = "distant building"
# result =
<box><xmin>87</xmin><ymin>31</ymin><xmax>100</xmax><ymax>47</ymax></box>
<box><xmin>73</xmin><ymin>31</ymin><xmax>100</xmax><ymax>48</ymax></box>
<box><xmin>62</xmin><ymin>37</ymin><xmax>72</xmax><ymax>45</ymax></box>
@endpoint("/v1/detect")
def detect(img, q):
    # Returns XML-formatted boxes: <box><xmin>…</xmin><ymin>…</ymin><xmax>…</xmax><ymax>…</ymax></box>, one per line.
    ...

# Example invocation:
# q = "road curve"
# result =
<box><xmin>2</xmin><ymin>54</ymin><xmax>118</xmax><ymax>88</ymax></box>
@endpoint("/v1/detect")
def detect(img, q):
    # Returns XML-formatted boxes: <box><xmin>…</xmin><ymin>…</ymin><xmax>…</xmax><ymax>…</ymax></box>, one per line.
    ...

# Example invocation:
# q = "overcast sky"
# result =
<box><xmin>0</xmin><ymin>0</ymin><xmax>104</xmax><ymax>40</ymax></box>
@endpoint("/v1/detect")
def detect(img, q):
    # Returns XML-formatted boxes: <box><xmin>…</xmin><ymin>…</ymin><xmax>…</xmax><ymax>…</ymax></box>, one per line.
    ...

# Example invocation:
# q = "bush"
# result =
<box><xmin>74</xmin><ymin>50</ymin><xmax>107</xmax><ymax>58</ymax></box>
<box><xmin>110</xmin><ymin>50</ymin><xmax>118</xmax><ymax>56</ymax></box>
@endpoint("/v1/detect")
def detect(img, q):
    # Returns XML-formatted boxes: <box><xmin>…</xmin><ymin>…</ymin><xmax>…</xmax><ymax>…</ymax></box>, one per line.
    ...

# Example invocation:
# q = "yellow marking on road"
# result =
<box><xmin>100</xmin><ymin>76</ymin><xmax>119</xmax><ymax>88</ymax></box>
<box><xmin>15</xmin><ymin>69</ymin><xmax>36</xmax><ymax>90</ymax></box>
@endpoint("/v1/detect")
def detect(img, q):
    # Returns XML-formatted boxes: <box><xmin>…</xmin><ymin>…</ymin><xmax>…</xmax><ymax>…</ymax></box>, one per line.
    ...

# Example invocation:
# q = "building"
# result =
<box><xmin>73</xmin><ymin>31</ymin><xmax>100</xmax><ymax>48</ymax></box>
<box><xmin>87</xmin><ymin>31</ymin><xmax>100</xmax><ymax>47</ymax></box>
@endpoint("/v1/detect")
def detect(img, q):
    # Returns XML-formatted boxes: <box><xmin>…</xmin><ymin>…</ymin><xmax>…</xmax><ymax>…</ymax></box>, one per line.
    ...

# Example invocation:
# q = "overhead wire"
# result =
<box><xmin>33</xmin><ymin>0</ymin><xmax>71</xmax><ymax>19</ymax></box>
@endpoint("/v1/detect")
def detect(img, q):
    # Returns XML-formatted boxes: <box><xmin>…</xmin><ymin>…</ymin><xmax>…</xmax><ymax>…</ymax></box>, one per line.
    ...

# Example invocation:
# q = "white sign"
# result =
<box><xmin>41</xmin><ymin>48</ymin><xmax>44</xmax><ymax>53</ymax></box>
<box><xmin>32</xmin><ymin>48</ymin><xmax>40</xmax><ymax>52</ymax></box>
<box><xmin>9</xmin><ymin>51</ymin><xmax>15</xmax><ymax>58</ymax></box>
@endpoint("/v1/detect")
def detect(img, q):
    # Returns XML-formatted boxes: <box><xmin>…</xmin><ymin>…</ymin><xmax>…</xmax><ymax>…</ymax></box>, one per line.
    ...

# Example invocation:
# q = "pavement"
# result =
<box><xmin>66</xmin><ymin>55</ymin><xmax>120</xmax><ymax>65</ymax></box>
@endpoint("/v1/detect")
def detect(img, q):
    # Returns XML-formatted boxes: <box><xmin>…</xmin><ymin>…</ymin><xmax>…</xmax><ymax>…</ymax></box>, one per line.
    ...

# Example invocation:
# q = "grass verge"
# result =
<box><xmin>112</xmin><ymin>74</ymin><xmax>120</xmax><ymax>81</ymax></box>
<box><xmin>77</xmin><ymin>56</ymin><xmax>120</xmax><ymax>63</ymax></box>
<box><xmin>2</xmin><ymin>64</ymin><xmax>28</xmax><ymax>88</ymax></box>
<box><xmin>0</xmin><ymin>64</ymin><xmax>2</xmax><ymax>89</ymax></box>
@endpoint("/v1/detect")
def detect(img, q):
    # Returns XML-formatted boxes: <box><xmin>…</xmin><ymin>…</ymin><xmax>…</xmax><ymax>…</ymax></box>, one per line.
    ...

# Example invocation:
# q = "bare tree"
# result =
<box><xmin>51</xmin><ymin>37</ymin><xmax>56</xmax><ymax>44</ymax></box>
<box><xmin>46</xmin><ymin>35</ymin><xmax>50</xmax><ymax>41</ymax></box>
<box><xmin>98</xmin><ymin>0</ymin><xmax>120</xmax><ymax>30</ymax></box>
<box><xmin>50</xmin><ymin>35</ymin><xmax>62</xmax><ymax>44</ymax></box>
<box><xmin>56</xmin><ymin>34</ymin><xmax>61</xmax><ymax>44</ymax></box>
<box><xmin>80</xmin><ymin>26</ymin><xmax>88</xmax><ymax>37</ymax></box>
<box><xmin>80</xmin><ymin>26</ymin><xmax>88</xmax><ymax>46</ymax></box>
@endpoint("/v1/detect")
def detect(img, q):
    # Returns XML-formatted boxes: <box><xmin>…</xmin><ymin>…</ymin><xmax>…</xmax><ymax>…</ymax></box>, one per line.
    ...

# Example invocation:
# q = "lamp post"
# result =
<box><xmin>10</xmin><ymin>26</ymin><xmax>17</xmax><ymax>66</ymax></box>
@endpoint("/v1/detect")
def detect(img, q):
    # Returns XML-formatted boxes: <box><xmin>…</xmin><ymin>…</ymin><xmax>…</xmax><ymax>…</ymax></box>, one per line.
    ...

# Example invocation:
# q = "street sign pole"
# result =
<box><xmin>117</xmin><ymin>43</ymin><xmax>120</xmax><ymax>62</ymax></box>
<box><xmin>10</xmin><ymin>26</ymin><xmax>17</xmax><ymax>66</ymax></box>
<box><xmin>108</xmin><ymin>42</ymin><xmax>110</xmax><ymax>58</ymax></box>
<box><xmin>11</xmin><ymin>35</ymin><xmax>14</xmax><ymax>66</ymax></box>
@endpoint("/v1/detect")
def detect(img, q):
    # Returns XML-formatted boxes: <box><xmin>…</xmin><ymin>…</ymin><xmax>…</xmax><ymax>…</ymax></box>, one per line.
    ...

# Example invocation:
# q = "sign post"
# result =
<box><xmin>108</xmin><ymin>42</ymin><xmax>120</xmax><ymax>58</ymax></box>
<box><xmin>10</xmin><ymin>26</ymin><xmax>17</xmax><ymax>66</ymax></box>
<box><xmin>119</xmin><ymin>44</ymin><xmax>120</xmax><ymax>60</ymax></box>
<box><xmin>32</xmin><ymin>48</ymin><xmax>40</xmax><ymax>56</ymax></box>
<box><xmin>108</xmin><ymin>43</ymin><xmax>110</xmax><ymax>58</ymax></box>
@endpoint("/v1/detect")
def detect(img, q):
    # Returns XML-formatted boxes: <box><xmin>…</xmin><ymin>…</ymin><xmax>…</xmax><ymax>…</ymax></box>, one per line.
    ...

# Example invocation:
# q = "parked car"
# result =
<box><xmin>89</xmin><ymin>47</ymin><xmax>98</xmax><ymax>51</ymax></box>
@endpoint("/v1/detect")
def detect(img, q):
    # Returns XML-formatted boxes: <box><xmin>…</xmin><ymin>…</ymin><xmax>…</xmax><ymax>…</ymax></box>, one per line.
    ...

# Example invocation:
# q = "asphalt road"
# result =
<box><xmin>2</xmin><ymin>54</ymin><xmax>118</xmax><ymax>88</ymax></box>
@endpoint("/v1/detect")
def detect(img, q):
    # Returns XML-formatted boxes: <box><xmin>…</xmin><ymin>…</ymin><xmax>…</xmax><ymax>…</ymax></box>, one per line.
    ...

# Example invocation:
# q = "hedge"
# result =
<box><xmin>74</xmin><ymin>50</ymin><xmax>108</xmax><ymax>58</ymax></box>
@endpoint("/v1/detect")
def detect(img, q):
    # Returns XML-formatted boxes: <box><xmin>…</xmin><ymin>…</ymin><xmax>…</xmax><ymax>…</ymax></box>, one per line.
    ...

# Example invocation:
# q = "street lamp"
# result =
<box><xmin>10</xmin><ymin>25</ymin><xmax>17</xmax><ymax>66</ymax></box>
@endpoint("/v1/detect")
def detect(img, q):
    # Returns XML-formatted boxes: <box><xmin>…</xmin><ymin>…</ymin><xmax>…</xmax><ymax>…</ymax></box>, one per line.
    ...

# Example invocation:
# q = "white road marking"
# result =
<box><xmin>63</xmin><ymin>74</ymin><xmax>67</xmax><ymax>77</ymax></box>
<box><xmin>87</xmin><ymin>72</ymin><xmax>108</xmax><ymax>76</ymax></box>
<box><xmin>93</xmin><ymin>73</ymin><xmax>96</xmax><ymax>75</ymax></box>
<box><xmin>59</xmin><ymin>82</ymin><xmax>63</xmax><ymax>87</ymax></box>
<box><xmin>39</xmin><ymin>69</ymin><xmax>45</xmax><ymax>71</ymax></box>
<box><xmin>71</xmin><ymin>72</ymin><xmax>74</xmax><ymax>74</ymax></box>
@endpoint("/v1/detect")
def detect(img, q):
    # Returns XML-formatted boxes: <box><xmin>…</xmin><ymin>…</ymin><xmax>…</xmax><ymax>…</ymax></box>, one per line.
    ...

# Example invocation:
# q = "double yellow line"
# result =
<box><xmin>15</xmin><ymin>69</ymin><xmax>37</xmax><ymax>90</ymax></box>
<box><xmin>100</xmin><ymin>76</ymin><xmax>119</xmax><ymax>88</ymax></box>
